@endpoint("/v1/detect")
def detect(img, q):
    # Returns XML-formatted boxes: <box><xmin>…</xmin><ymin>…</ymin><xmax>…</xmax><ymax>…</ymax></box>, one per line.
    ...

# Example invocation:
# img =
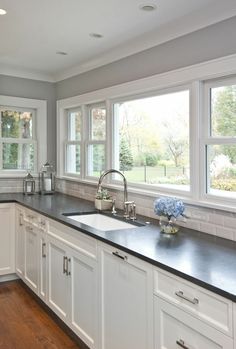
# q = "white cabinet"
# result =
<box><xmin>0</xmin><ymin>203</ymin><xmax>15</xmax><ymax>275</ymax></box>
<box><xmin>38</xmin><ymin>228</ymin><xmax>47</xmax><ymax>301</ymax></box>
<box><xmin>154</xmin><ymin>268</ymin><xmax>234</xmax><ymax>349</ymax></box>
<box><xmin>47</xmin><ymin>234</ymin><xmax>69</xmax><ymax>321</ymax></box>
<box><xmin>69</xmin><ymin>248</ymin><xmax>98</xmax><ymax>349</ymax></box>
<box><xmin>15</xmin><ymin>206</ymin><xmax>25</xmax><ymax>278</ymax></box>
<box><xmin>24</xmin><ymin>223</ymin><xmax>39</xmax><ymax>293</ymax></box>
<box><xmin>154</xmin><ymin>297</ymin><xmax>233</xmax><ymax>349</ymax></box>
<box><xmin>47</xmin><ymin>220</ymin><xmax>98</xmax><ymax>349</ymax></box>
<box><xmin>99</xmin><ymin>243</ymin><xmax>153</xmax><ymax>349</ymax></box>
<box><xmin>15</xmin><ymin>206</ymin><xmax>48</xmax><ymax>298</ymax></box>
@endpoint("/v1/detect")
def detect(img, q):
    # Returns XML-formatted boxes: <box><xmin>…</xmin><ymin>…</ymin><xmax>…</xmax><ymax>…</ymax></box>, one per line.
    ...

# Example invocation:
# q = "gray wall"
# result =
<box><xmin>56</xmin><ymin>16</ymin><xmax>236</xmax><ymax>99</ymax></box>
<box><xmin>0</xmin><ymin>75</ymin><xmax>56</xmax><ymax>167</ymax></box>
<box><xmin>1</xmin><ymin>16</ymin><xmax>236</xmax><ymax>169</ymax></box>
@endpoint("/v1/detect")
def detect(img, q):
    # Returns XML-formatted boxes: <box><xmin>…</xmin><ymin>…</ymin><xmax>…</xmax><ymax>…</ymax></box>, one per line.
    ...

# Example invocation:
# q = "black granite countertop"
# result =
<box><xmin>2</xmin><ymin>192</ymin><xmax>236</xmax><ymax>302</ymax></box>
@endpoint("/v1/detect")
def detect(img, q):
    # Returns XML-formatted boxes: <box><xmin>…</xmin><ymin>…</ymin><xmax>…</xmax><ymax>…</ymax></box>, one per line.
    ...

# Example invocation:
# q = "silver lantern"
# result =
<box><xmin>39</xmin><ymin>162</ymin><xmax>55</xmax><ymax>195</ymax></box>
<box><xmin>23</xmin><ymin>172</ymin><xmax>35</xmax><ymax>195</ymax></box>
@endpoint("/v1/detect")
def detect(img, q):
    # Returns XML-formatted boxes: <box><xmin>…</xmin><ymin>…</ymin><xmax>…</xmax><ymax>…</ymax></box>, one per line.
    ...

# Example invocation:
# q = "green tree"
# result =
<box><xmin>119</xmin><ymin>138</ymin><xmax>133</xmax><ymax>171</ymax></box>
<box><xmin>213</xmin><ymin>85</ymin><xmax>236</xmax><ymax>162</ymax></box>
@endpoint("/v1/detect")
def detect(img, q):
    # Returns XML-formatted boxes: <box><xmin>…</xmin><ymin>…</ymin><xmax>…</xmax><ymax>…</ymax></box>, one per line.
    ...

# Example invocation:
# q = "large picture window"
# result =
<box><xmin>57</xmin><ymin>55</ymin><xmax>236</xmax><ymax>209</ymax></box>
<box><xmin>113</xmin><ymin>89</ymin><xmax>190</xmax><ymax>191</ymax></box>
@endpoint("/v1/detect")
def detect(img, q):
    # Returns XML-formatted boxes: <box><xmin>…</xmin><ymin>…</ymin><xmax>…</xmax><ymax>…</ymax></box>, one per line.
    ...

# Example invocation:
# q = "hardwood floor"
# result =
<box><xmin>0</xmin><ymin>280</ymin><xmax>83</xmax><ymax>349</ymax></box>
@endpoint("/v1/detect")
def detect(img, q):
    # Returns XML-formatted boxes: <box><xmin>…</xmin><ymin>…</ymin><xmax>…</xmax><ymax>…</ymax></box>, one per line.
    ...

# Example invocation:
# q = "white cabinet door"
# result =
<box><xmin>15</xmin><ymin>206</ymin><xmax>25</xmax><ymax>278</ymax></box>
<box><xmin>100</xmin><ymin>244</ymin><xmax>153</xmax><ymax>349</ymax></box>
<box><xmin>0</xmin><ymin>204</ymin><xmax>15</xmax><ymax>275</ymax></box>
<box><xmin>38</xmin><ymin>230</ymin><xmax>47</xmax><ymax>301</ymax></box>
<box><xmin>24</xmin><ymin>224</ymin><xmax>39</xmax><ymax>293</ymax></box>
<box><xmin>69</xmin><ymin>247</ymin><xmax>98</xmax><ymax>349</ymax></box>
<box><xmin>154</xmin><ymin>297</ymin><xmax>233</xmax><ymax>349</ymax></box>
<box><xmin>47</xmin><ymin>234</ymin><xmax>69</xmax><ymax>323</ymax></box>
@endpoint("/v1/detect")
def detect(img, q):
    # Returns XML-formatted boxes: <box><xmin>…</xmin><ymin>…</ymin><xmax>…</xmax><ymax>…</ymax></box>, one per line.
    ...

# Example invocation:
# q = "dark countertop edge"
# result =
<box><xmin>5</xmin><ymin>195</ymin><xmax>236</xmax><ymax>302</ymax></box>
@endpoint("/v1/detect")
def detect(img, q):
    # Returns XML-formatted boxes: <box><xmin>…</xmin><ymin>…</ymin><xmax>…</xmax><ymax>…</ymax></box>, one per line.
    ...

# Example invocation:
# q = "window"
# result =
<box><xmin>204</xmin><ymin>79</ymin><xmax>236</xmax><ymax>199</ymax></box>
<box><xmin>87</xmin><ymin>105</ymin><xmax>106</xmax><ymax>177</ymax></box>
<box><xmin>65</xmin><ymin>103</ymin><xmax>106</xmax><ymax>178</ymax></box>
<box><xmin>66</xmin><ymin>108</ymin><xmax>82</xmax><ymax>175</ymax></box>
<box><xmin>0</xmin><ymin>107</ymin><xmax>36</xmax><ymax>171</ymax></box>
<box><xmin>113</xmin><ymin>89</ymin><xmax>190</xmax><ymax>191</ymax></box>
<box><xmin>57</xmin><ymin>55</ymin><xmax>236</xmax><ymax>209</ymax></box>
<box><xmin>0</xmin><ymin>96</ymin><xmax>47</xmax><ymax>176</ymax></box>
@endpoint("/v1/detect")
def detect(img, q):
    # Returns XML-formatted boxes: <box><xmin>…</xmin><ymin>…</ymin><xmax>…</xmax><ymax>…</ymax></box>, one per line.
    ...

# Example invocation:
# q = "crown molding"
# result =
<box><xmin>1</xmin><ymin>3</ymin><xmax>236</xmax><ymax>83</ymax></box>
<box><xmin>0</xmin><ymin>64</ymin><xmax>55</xmax><ymax>82</ymax></box>
<box><xmin>54</xmin><ymin>6</ymin><xmax>236</xmax><ymax>82</ymax></box>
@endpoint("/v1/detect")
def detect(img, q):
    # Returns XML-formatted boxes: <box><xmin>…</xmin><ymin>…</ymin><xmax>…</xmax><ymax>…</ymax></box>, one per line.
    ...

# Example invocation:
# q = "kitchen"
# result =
<box><xmin>0</xmin><ymin>1</ymin><xmax>236</xmax><ymax>348</ymax></box>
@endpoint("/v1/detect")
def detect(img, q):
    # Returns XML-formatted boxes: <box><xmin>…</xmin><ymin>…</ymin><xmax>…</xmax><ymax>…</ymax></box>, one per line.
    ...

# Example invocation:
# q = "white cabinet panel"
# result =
<box><xmin>100</xmin><ymin>245</ymin><xmax>153</xmax><ymax>349</ymax></box>
<box><xmin>39</xmin><ymin>231</ymin><xmax>47</xmax><ymax>301</ymax></box>
<box><xmin>154</xmin><ymin>269</ymin><xmax>233</xmax><ymax>337</ymax></box>
<box><xmin>154</xmin><ymin>297</ymin><xmax>233</xmax><ymax>349</ymax></box>
<box><xmin>0</xmin><ymin>204</ymin><xmax>15</xmax><ymax>275</ymax></box>
<box><xmin>25</xmin><ymin>224</ymin><xmax>39</xmax><ymax>293</ymax></box>
<box><xmin>70</xmin><ymin>249</ymin><xmax>98</xmax><ymax>349</ymax></box>
<box><xmin>15</xmin><ymin>207</ymin><xmax>25</xmax><ymax>278</ymax></box>
<box><xmin>47</xmin><ymin>235</ymin><xmax>69</xmax><ymax>322</ymax></box>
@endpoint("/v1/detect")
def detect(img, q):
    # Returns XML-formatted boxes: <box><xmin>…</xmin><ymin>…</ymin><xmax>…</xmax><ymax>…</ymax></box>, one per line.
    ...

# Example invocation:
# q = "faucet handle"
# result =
<box><xmin>124</xmin><ymin>201</ymin><xmax>135</xmax><ymax>219</ymax></box>
<box><xmin>111</xmin><ymin>199</ymin><xmax>117</xmax><ymax>215</ymax></box>
<box><xmin>129</xmin><ymin>202</ymin><xmax>136</xmax><ymax>221</ymax></box>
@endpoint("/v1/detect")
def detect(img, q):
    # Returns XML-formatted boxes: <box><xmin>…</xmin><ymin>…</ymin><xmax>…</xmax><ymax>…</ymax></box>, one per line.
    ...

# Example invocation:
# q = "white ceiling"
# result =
<box><xmin>0</xmin><ymin>0</ymin><xmax>236</xmax><ymax>82</ymax></box>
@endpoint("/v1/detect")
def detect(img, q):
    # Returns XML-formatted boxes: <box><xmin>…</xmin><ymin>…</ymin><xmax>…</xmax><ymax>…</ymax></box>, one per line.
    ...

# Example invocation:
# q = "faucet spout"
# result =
<box><xmin>97</xmin><ymin>169</ymin><xmax>128</xmax><ymax>211</ymax></box>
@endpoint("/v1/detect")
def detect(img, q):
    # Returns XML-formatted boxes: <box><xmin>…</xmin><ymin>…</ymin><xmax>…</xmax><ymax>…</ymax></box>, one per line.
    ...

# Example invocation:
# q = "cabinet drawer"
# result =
<box><xmin>154</xmin><ymin>297</ymin><xmax>233</xmax><ymax>349</ymax></box>
<box><xmin>154</xmin><ymin>269</ymin><xmax>233</xmax><ymax>337</ymax></box>
<box><xmin>23</xmin><ymin>208</ymin><xmax>47</xmax><ymax>231</ymax></box>
<box><xmin>48</xmin><ymin>219</ymin><xmax>97</xmax><ymax>259</ymax></box>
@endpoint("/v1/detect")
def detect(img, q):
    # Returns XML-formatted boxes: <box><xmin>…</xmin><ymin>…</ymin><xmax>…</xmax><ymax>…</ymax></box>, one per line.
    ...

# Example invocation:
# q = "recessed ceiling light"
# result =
<box><xmin>89</xmin><ymin>33</ymin><xmax>103</xmax><ymax>39</ymax></box>
<box><xmin>56</xmin><ymin>51</ymin><xmax>68</xmax><ymax>56</ymax></box>
<box><xmin>139</xmin><ymin>4</ymin><xmax>157</xmax><ymax>11</ymax></box>
<box><xmin>0</xmin><ymin>8</ymin><xmax>7</xmax><ymax>15</ymax></box>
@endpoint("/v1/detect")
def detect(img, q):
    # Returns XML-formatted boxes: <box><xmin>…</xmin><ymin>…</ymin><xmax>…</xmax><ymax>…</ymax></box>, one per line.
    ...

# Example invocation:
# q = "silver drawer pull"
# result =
<box><xmin>19</xmin><ymin>214</ymin><xmax>24</xmax><ymax>226</ymax></box>
<box><xmin>42</xmin><ymin>242</ymin><xmax>46</xmax><ymax>258</ymax></box>
<box><xmin>66</xmin><ymin>258</ymin><xmax>71</xmax><ymax>276</ymax></box>
<box><xmin>175</xmin><ymin>290</ymin><xmax>199</xmax><ymax>305</ymax></box>
<box><xmin>176</xmin><ymin>339</ymin><xmax>189</xmax><ymax>349</ymax></box>
<box><xmin>112</xmin><ymin>251</ymin><xmax>127</xmax><ymax>261</ymax></box>
<box><xmin>63</xmin><ymin>256</ymin><xmax>68</xmax><ymax>274</ymax></box>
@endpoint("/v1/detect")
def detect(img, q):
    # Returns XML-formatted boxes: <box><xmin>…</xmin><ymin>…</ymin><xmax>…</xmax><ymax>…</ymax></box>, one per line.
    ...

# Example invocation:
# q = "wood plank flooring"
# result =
<box><xmin>0</xmin><ymin>280</ymin><xmax>82</xmax><ymax>349</ymax></box>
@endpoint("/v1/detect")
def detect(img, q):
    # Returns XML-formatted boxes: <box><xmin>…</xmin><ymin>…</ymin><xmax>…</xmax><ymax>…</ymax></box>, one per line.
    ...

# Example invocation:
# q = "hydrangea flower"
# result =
<box><xmin>154</xmin><ymin>196</ymin><xmax>185</xmax><ymax>220</ymax></box>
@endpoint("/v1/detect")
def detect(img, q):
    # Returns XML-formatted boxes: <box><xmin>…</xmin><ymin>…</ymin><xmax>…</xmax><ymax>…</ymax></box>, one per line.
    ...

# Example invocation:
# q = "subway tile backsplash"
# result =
<box><xmin>56</xmin><ymin>178</ymin><xmax>236</xmax><ymax>242</ymax></box>
<box><xmin>0</xmin><ymin>178</ymin><xmax>39</xmax><ymax>193</ymax></box>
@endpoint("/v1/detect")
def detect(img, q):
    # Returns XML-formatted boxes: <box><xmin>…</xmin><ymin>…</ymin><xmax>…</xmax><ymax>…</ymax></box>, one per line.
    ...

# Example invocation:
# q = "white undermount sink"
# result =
<box><xmin>66</xmin><ymin>213</ymin><xmax>137</xmax><ymax>231</ymax></box>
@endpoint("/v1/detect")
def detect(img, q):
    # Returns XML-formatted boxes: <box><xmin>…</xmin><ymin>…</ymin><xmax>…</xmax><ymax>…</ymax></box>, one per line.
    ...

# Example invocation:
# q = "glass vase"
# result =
<box><xmin>159</xmin><ymin>217</ymin><xmax>179</xmax><ymax>234</ymax></box>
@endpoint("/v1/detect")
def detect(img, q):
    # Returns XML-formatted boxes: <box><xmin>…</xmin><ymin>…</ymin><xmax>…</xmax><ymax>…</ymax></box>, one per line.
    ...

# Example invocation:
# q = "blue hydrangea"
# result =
<box><xmin>153</xmin><ymin>196</ymin><xmax>185</xmax><ymax>219</ymax></box>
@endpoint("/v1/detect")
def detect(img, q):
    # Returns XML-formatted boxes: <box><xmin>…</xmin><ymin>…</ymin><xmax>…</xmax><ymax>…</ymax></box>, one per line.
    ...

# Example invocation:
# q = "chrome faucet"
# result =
<box><xmin>96</xmin><ymin>169</ymin><xmax>135</xmax><ymax>219</ymax></box>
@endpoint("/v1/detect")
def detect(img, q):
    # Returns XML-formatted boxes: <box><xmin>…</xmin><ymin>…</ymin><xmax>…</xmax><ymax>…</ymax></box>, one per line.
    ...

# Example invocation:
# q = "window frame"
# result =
<box><xmin>110</xmin><ymin>84</ymin><xmax>193</xmax><ymax>197</ymax></box>
<box><xmin>201</xmin><ymin>76</ymin><xmax>236</xmax><ymax>205</ymax></box>
<box><xmin>57</xmin><ymin>54</ymin><xmax>236</xmax><ymax>211</ymax></box>
<box><xmin>85</xmin><ymin>102</ymin><xmax>107</xmax><ymax>180</ymax></box>
<box><xmin>64</xmin><ymin>106</ymin><xmax>83</xmax><ymax>178</ymax></box>
<box><xmin>0</xmin><ymin>96</ymin><xmax>47</xmax><ymax>177</ymax></box>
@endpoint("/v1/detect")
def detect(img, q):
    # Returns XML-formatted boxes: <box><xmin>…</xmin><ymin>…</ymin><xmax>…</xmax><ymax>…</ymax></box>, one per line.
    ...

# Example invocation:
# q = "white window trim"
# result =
<box><xmin>200</xmin><ymin>76</ymin><xmax>236</xmax><ymax>206</ymax></box>
<box><xmin>0</xmin><ymin>96</ymin><xmax>47</xmax><ymax>177</ymax></box>
<box><xmin>57</xmin><ymin>53</ymin><xmax>236</xmax><ymax>210</ymax></box>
